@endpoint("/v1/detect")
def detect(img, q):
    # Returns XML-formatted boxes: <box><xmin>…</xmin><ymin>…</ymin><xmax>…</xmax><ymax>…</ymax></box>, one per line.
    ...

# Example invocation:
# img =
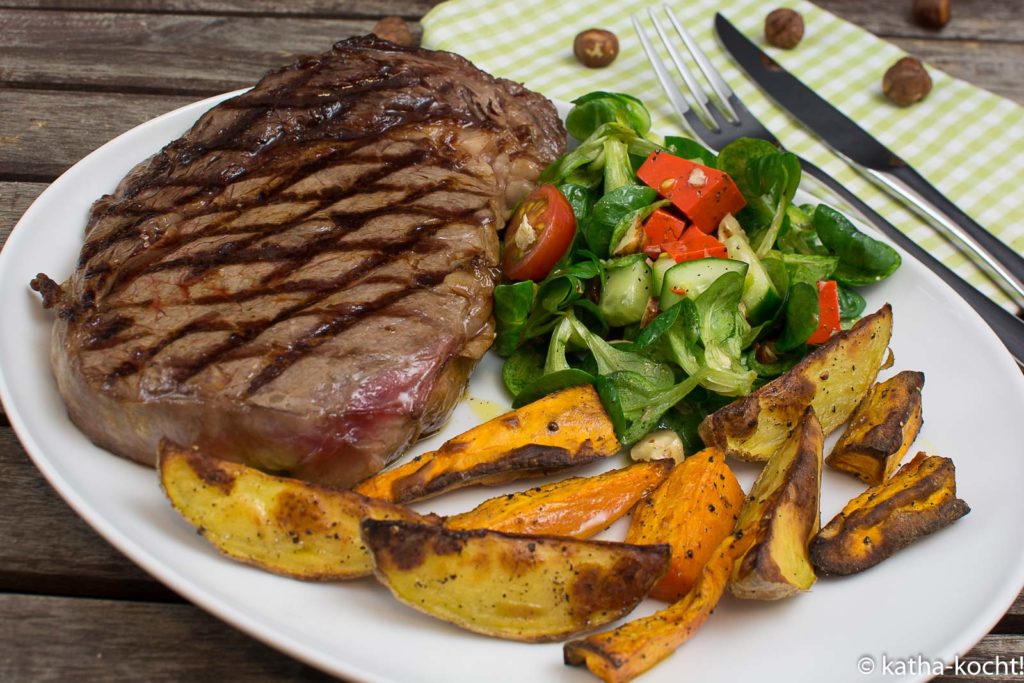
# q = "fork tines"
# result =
<box><xmin>632</xmin><ymin>6</ymin><xmax>742</xmax><ymax>137</ymax></box>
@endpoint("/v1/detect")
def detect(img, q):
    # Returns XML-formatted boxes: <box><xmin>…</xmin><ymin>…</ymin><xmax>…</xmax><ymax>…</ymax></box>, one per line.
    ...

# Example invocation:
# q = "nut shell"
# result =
<box><xmin>372</xmin><ymin>16</ymin><xmax>415</xmax><ymax>47</ymax></box>
<box><xmin>764</xmin><ymin>8</ymin><xmax>804</xmax><ymax>49</ymax></box>
<box><xmin>574</xmin><ymin>29</ymin><xmax>619</xmax><ymax>68</ymax></box>
<box><xmin>912</xmin><ymin>0</ymin><xmax>951</xmax><ymax>29</ymax></box>
<box><xmin>882</xmin><ymin>57</ymin><xmax>933</xmax><ymax>107</ymax></box>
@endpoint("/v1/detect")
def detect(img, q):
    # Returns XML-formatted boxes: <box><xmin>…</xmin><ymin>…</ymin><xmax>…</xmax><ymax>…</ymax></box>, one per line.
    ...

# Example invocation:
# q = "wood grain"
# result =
<box><xmin>0</xmin><ymin>9</ymin><xmax>415</xmax><ymax>95</ymax></box>
<box><xmin>0</xmin><ymin>593</ymin><xmax>337</xmax><ymax>682</ymax></box>
<box><xmin>0</xmin><ymin>182</ymin><xmax>45</xmax><ymax>247</ymax></box>
<box><xmin>0</xmin><ymin>0</ymin><xmax>1022</xmax><ymax>678</ymax></box>
<box><xmin>816</xmin><ymin>0</ymin><xmax>1024</xmax><ymax>43</ymax></box>
<box><xmin>0</xmin><ymin>0</ymin><xmax>440</xmax><ymax>19</ymax></box>
<box><xmin>0</xmin><ymin>89</ymin><xmax>195</xmax><ymax>179</ymax></box>
<box><xmin>0</xmin><ymin>428</ymin><xmax>174</xmax><ymax>601</ymax></box>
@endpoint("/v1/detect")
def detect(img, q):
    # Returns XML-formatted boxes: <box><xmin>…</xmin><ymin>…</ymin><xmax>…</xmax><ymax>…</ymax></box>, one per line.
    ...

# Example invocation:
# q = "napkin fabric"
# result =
<box><xmin>422</xmin><ymin>0</ymin><xmax>1024</xmax><ymax>310</ymax></box>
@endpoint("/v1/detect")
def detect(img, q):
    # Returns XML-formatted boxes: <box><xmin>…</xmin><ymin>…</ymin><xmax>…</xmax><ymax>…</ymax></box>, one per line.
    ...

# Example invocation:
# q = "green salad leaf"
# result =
<box><xmin>814</xmin><ymin>205</ymin><xmax>902</xmax><ymax>286</ymax></box>
<box><xmin>566</xmin><ymin>92</ymin><xmax>652</xmax><ymax>140</ymax></box>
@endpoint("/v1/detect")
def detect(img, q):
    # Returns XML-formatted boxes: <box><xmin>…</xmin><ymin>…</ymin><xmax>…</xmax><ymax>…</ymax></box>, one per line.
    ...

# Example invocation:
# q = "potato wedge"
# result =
<box><xmin>811</xmin><ymin>452</ymin><xmax>969</xmax><ymax>576</ymax></box>
<box><xmin>362</xmin><ymin>519</ymin><xmax>669</xmax><ymax>642</ymax></box>
<box><xmin>729</xmin><ymin>406</ymin><xmax>823</xmax><ymax>600</ymax></box>
<box><xmin>157</xmin><ymin>439</ymin><xmax>431</xmax><ymax>579</ymax></box>
<box><xmin>827</xmin><ymin>370</ymin><xmax>924</xmax><ymax>485</ymax></box>
<box><xmin>625</xmin><ymin>448</ymin><xmax>745</xmax><ymax>601</ymax></box>
<box><xmin>355</xmin><ymin>385</ymin><xmax>620</xmax><ymax>503</ymax></box>
<box><xmin>699</xmin><ymin>304</ymin><xmax>893</xmax><ymax>461</ymax></box>
<box><xmin>445</xmin><ymin>460</ymin><xmax>672</xmax><ymax>538</ymax></box>
<box><xmin>563</xmin><ymin>531</ymin><xmax>755</xmax><ymax>683</ymax></box>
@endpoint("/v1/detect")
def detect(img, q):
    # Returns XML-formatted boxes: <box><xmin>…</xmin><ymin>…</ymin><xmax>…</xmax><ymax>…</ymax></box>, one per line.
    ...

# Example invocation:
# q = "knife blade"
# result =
<box><xmin>714</xmin><ymin>12</ymin><xmax>1024</xmax><ymax>305</ymax></box>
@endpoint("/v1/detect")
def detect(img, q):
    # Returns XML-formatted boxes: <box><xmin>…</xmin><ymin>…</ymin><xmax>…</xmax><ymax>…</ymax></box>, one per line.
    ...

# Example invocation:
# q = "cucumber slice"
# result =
<box><xmin>599</xmin><ymin>255</ymin><xmax>652</xmax><ymax>327</ymax></box>
<box><xmin>650</xmin><ymin>254</ymin><xmax>676</xmax><ymax>294</ymax></box>
<box><xmin>719</xmin><ymin>216</ymin><xmax>783</xmax><ymax>324</ymax></box>
<box><xmin>659</xmin><ymin>257</ymin><xmax>748</xmax><ymax>309</ymax></box>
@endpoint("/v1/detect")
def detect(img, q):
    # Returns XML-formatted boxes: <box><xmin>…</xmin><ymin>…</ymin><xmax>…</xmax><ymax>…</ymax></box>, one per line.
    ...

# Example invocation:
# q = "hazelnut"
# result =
<box><xmin>764</xmin><ymin>8</ymin><xmax>804</xmax><ymax>49</ymax></box>
<box><xmin>882</xmin><ymin>57</ymin><xmax>933</xmax><ymax>106</ymax></box>
<box><xmin>574</xmin><ymin>28</ymin><xmax>619</xmax><ymax>68</ymax></box>
<box><xmin>372</xmin><ymin>16</ymin><xmax>414</xmax><ymax>47</ymax></box>
<box><xmin>912</xmin><ymin>0</ymin><xmax>951</xmax><ymax>29</ymax></box>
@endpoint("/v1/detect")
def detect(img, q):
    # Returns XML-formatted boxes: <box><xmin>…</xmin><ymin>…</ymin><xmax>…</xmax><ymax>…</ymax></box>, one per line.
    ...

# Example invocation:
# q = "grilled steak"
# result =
<box><xmin>32</xmin><ymin>36</ymin><xmax>565</xmax><ymax>487</ymax></box>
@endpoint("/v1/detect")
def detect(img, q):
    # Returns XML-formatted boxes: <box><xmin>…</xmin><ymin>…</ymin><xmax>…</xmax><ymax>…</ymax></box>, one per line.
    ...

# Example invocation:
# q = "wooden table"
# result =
<box><xmin>1</xmin><ymin>1</ymin><xmax>1021</xmax><ymax>680</ymax></box>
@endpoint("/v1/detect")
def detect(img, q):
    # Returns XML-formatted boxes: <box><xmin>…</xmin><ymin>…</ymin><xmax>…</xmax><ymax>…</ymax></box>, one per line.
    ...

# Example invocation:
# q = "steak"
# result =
<box><xmin>32</xmin><ymin>36</ymin><xmax>566</xmax><ymax>487</ymax></box>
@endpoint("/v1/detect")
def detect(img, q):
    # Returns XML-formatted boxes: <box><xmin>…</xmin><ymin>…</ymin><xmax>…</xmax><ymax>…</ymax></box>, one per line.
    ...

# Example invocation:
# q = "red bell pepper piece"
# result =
<box><xmin>807</xmin><ymin>280</ymin><xmax>841</xmax><ymax>344</ymax></box>
<box><xmin>636</xmin><ymin>151</ymin><xmax>746</xmax><ymax>234</ymax></box>
<box><xmin>661</xmin><ymin>226</ymin><xmax>729</xmax><ymax>262</ymax></box>
<box><xmin>643</xmin><ymin>208</ymin><xmax>688</xmax><ymax>245</ymax></box>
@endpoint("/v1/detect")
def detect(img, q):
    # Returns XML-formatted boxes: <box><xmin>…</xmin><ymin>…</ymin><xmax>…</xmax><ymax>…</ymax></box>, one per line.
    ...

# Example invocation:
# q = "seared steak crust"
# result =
<box><xmin>34</xmin><ymin>36</ymin><xmax>565</xmax><ymax>487</ymax></box>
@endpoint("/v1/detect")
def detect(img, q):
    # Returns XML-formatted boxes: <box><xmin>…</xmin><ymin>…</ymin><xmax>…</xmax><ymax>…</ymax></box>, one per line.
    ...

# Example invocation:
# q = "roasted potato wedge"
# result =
<box><xmin>811</xmin><ymin>452</ymin><xmax>969</xmax><ymax>575</ymax></box>
<box><xmin>625</xmin><ymin>448</ymin><xmax>745</xmax><ymax>601</ymax></box>
<box><xmin>445</xmin><ymin>460</ymin><xmax>672</xmax><ymax>538</ymax></box>
<box><xmin>564</xmin><ymin>531</ymin><xmax>755</xmax><ymax>683</ymax></box>
<box><xmin>158</xmin><ymin>439</ymin><xmax>431</xmax><ymax>579</ymax></box>
<box><xmin>827</xmin><ymin>370</ymin><xmax>924</xmax><ymax>485</ymax></box>
<box><xmin>730</xmin><ymin>406</ymin><xmax>823</xmax><ymax>600</ymax></box>
<box><xmin>356</xmin><ymin>385</ymin><xmax>620</xmax><ymax>503</ymax></box>
<box><xmin>699</xmin><ymin>304</ymin><xmax>893</xmax><ymax>461</ymax></box>
<box><xmin>362</xmin><ymin>520</ymin><xmax>669</xmax><ymax>642</ymax></box>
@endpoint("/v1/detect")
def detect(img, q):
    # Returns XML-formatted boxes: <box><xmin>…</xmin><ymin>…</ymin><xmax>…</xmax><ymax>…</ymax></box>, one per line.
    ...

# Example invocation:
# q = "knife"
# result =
<box><xmin>714</xmin><ymin>13</ymin><xmax>1024</xmax><ymax>308</ymax></box>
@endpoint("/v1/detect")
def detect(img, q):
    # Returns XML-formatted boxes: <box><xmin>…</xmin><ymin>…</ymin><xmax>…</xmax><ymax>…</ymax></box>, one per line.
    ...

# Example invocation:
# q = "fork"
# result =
<box><xmin>632</xmin><ymin>6</ymin><xmax>1024</xmax><ymax>366</ymax></box>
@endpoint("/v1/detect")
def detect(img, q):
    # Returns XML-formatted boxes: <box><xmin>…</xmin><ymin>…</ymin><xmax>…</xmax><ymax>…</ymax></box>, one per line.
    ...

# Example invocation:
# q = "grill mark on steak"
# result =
<box><xmin>35</xmin><ymin>36</ymin><xmax>567</xmax><ymax>487</ymax></box>
<box><xmin>242</xmin><ymin>268</ymin><xmax>455</xmax><ymax>397</ymax></box>
<box><xmin>100</xmin><ymin>203</ymin><xmax>482</xmax><ymax>388</ymax></box>
<box><xmin>78</xmin><ymin>66</ymin><xmax>473</xmax><ymax>268</ymax></box>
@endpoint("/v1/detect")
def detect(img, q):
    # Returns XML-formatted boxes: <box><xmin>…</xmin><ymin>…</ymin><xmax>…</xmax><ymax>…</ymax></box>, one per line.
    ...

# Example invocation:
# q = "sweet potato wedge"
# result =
<box><xmin>827</xmin><ymin>370</ymin><xmax>924</xmax><ymax>485</ymax></box>
<box><xmin>810</xmin><ymin>452</ymin><xmax>969</xmax><ymax>576</ymax></box>
<box><xmin>625</xmin><ymin>448</ymin><xmax>745</xmax><ymax>601</ymax></box>
<box><xmin>445</xmin><ymin>460</ymin><xmax>672</xmax><ymax>538</ymax></box>
<box><xmin>699</xmin><ymin>304</ymin><xmax>893</xmax><ymax>461</ymax></box>
<box><xmin>361</xmin><ymin>520</ymin><xmax>669</xmax><ymax>642</ymax></box>
<box><xmin>355</xmin><ymin>385</ymin><xmax>620</xmax><ymax>503</ymax></box>
<box><xmin>563</xmin><ymin>531</ymin><xmax>755</xmax><ymax>683</ymax></box>
<box><xmin>729</xmin><ymin>406</ymin><xmax>823</xmax><ymax>600</ymax></box>
<box><xmin>157</xmin><ymin>440</ymin><xmax>432</xmax><ymax>579</ymax></box>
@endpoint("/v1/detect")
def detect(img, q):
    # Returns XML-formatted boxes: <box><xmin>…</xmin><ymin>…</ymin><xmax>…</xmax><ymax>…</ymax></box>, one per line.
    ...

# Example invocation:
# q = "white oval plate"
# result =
<box><xmin>2</xmin><ymin>92</ymin><xmax>1023</xmax><ymax>683</ymax></box>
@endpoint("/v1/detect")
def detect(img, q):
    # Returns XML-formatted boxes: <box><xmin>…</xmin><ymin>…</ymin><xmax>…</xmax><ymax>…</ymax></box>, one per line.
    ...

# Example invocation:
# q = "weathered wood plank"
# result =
<box><xmin>815</xmin><ymin>0</ymin><xmax>1024</xmax><ymax>43</ymax></box>
<box><xmin>935</xmin><ymin>635</ymin><xmax>1024</xmax><ymax>682</ymax></box>
<box><xmin>0</xmin><ymin>10</ymin><xmax>416</xmax><ymax>94</ymax></box>
<box><xmin>0</xmin><ymin>89</ymin><xmax>195</xmax><ymax>179</ymax></box>
<box><xmin>0</xmin><ymin>182</ymin><xmax>45</xmax><ymax>248</ymax></box>
<box><xmin>0</xmin><ymin>594</ymin><xmax>337</xmax><ymax>682</ymax></box>
<box><xmin>2</xmin><ymin>0</ymin><xmax>1020</xmax><ymax>45</ymax></box>
<box><xmin>0</xmin><ymin>428</ymin><xmax>174</xmax><ymax>599</ymax></box>
<box><xmin>0</xmin><ymin>591</ymin><xmax>1017</xmax><ymax>682</ymax></box>
<box><xmin>0</xmin><ymin>0</ymin><xmax>439</xmax><ymax>19</ymax></box>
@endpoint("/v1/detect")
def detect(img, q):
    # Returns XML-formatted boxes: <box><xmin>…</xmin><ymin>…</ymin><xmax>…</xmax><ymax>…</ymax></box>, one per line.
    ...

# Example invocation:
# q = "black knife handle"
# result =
<box><xmin>799</xmin><ymin>158</ymin><xmax>1024</xmax><ymax>366</ymax></box>
<box><xmin>889</xmin><ymin>164</ymin><xmax>1024</xmax><ymax>290</ymax></box>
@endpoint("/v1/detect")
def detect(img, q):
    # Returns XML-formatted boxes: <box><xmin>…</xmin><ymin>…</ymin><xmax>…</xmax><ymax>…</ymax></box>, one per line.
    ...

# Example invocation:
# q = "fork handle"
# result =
<box><xmin>866</xmin><ymin>164</ymin><xmax>1024</xmax><ymax>305</ymax></box>
<box><xmin>799</xmin><ymin>158</ymin><xmax>1024</xmax><ymax>367</ymax></box>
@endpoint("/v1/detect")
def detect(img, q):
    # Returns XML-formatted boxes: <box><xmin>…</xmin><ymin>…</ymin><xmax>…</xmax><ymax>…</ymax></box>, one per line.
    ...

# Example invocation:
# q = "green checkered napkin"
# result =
<box><xmin>422</xmin><ymin>0</ymin><xmax>1024</xmax><ymax>310</ymax></box>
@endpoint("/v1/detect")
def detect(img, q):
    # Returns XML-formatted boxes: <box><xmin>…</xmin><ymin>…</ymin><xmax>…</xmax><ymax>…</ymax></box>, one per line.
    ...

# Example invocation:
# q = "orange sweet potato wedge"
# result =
<box><xmin>355</xmin><ymin>385</ymin><xmax>620</xmax><ymax>503</ymax></box>
<box><xmin>625</xmin><ymin>448</ymin><xmax>745</xmax><ymax>601</ymax></box>
<box><xmin>445</xmin><ymin>460</ymin><xmax>673</xmax><ymax>538</ymax></box>
<box><xmin>564</xmin><ymin>531</ymin><xmax>755</xmax><ymax>683</ymax></box>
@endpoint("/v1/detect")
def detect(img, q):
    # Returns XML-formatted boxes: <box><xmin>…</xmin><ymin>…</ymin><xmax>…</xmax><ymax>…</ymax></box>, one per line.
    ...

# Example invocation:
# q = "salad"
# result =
<box><xmin>494</xmin><ymin>91</ymin><xmax>902</xmax><ymax>450</ymax></box>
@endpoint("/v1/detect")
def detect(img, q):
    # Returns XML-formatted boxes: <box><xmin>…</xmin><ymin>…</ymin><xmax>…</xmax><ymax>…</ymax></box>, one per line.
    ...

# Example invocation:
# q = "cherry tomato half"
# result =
<box><xmin>502</xmin><ymin>184</ymin><xmax>576</xmax><ymax>281</ymax></box>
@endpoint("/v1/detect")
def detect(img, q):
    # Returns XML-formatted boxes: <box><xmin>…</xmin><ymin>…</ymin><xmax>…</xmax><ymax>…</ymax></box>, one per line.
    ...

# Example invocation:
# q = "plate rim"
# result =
<box><xmin>1</xmin><ymin>90</ymin><xmax>1023</xmax><ymax>683</ymax></box>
